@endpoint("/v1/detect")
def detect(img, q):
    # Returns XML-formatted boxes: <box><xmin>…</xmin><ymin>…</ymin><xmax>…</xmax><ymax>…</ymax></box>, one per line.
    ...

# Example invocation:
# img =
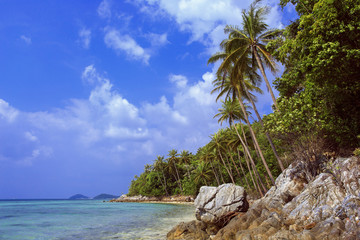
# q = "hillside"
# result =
<box><xmin>68</xmin><ymin>194</ymin><xmax>89</xmax><ymax>200</ymax></box>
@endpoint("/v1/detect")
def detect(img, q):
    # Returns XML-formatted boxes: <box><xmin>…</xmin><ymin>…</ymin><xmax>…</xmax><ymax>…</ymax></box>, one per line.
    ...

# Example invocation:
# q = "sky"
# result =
<box><xmin>0</xmin><ymin>0</ymin><xmax>297</xmax><ymax>199</ymax></box>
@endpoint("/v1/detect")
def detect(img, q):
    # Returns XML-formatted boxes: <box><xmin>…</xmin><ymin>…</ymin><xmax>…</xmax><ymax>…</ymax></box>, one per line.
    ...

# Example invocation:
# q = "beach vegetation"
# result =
<box><xmin>127</xmin><ymin>0</ymin><xmax>360</xmax><ymax>198</ymax></box>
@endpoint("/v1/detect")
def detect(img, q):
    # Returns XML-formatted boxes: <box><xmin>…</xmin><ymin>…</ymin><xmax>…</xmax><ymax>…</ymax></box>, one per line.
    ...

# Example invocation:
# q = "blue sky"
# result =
<box><xmin>0</xmin><ymin>0</ymin><xmax>296</xmax><ymax>199</ymax></box>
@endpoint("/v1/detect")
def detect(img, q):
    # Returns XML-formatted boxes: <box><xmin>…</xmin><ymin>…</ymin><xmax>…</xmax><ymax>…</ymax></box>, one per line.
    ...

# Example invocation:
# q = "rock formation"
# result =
<box><xmin>167</xmin><ymin>156</ymin><xmax>360</xmax><ymax>240</ymax></box>
<box><xmin>194</xmin><ymin>184</ymin><xmax>248</xmax><ymax>226</ymax></box>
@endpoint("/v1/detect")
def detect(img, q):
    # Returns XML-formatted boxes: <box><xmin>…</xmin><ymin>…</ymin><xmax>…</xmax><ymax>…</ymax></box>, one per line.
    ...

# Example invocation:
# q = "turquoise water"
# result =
<box><xmin>0</xmin><ymin>200</ymin><xmax>195</xmax><ymax>240</ymax></box>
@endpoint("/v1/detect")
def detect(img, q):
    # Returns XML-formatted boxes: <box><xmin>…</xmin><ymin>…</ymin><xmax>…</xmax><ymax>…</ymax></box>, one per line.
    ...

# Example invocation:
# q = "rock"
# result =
<box><xmin>194</xmin><ymin>184</ymin><xmax>248</xmax><ymax>226</ymax></box>
<box><xmin>308</xmin><ymin>217</ymin><xmax>345</xmax><ymax>239</ymax></box>
<box><xmin>166</xmin><ymin>220</ymin><xmax>210</xmax><ymax>240</ymax></box>
<box><xmin>333</xmin><ymin>157</ymin><xmax>360</xmax><ymax>197</ymax></box>
<box><xmin>282</xmin><ymin>173</ymin><xmax>346</xmax><ymax>226</ymax></box>
<box><xmin>168</xmin><ymin>156</ymin><xmax>360</xmax><ymax>240</ymax></box>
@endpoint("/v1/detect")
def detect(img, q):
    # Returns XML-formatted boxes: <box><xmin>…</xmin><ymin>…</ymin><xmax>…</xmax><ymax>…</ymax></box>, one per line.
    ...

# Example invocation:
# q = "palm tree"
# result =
<box><xmin>192</xmin><ymin>161</ymin><xmax>212</xmax><ymax>186</ymax></box>
<box><xmin>210</xmin><ymin>73</ymin><xmax>276</xmax><ymax>186</ymax></box>
<box><xmin>221</xmin><ymin>0</ymin><xmax>281</xmax><ymax>110</ymax></box>
<box><xmin>228</xmin><ymin>122</ymin><xmax>266</xmax><ymax>196</ymax></box>
<box><xmin>198</xmin><ymin>146</ymin><xmax>221</xmax><ymax>185</ymax></box>
<box><xmin>214</xmin><ymin>101</ymin><xmax>250</xmax><ymax>185</ymax></box>
<box><xmin>209</xmin><ymin>130</ymin><xmax>235</xmax><ymax>184</ymax></box>
<box><xmin>179</xmin><ymin>150</ymin><xmax>192</xmax><ymax>179</ymax></box>
<box><xmin>167</xmin><ymin>149</ymin><xmax>183</xmax><ymax>194</ymax></box>
<box><xmin>153</xmin><ymin>155</ymin><xmax>169</xmax><ymax>196</ymax></box>
<box><xmin>244</xmin><ymin>87</ymin><xmax>285</xmax><ymax>171</ymax></box>
<box><xmin>208</xmin><ymin>2</ymin><xmax>283</xmax><ymax>180</ymax></box>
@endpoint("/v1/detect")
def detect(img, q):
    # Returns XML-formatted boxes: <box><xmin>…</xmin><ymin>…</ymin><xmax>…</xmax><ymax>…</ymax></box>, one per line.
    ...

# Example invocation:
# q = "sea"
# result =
<box><xmin>0</xmin><ymin>199</ymin><xmax>195</xmax><ymax>240</ymax></box>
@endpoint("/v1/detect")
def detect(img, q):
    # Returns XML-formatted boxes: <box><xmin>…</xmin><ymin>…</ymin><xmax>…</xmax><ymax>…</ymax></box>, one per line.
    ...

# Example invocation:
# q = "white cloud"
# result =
<box><xmin>104</xmin><ymin>28</ymin><xmax>150</xmax><ymax>64</ymax></box>
<box><xmin>20</xmin><ymin>35</ymin><xmax>32</xmax><ymax>45</ymax></box>
<box><xmin>25</xmin><ymin>132</ymin><xmax>38</xmax><ymax>142</ymax></box>
<box><xmin>0</xmin><ymin>99</ymin><xmax>19</xmax><ymax>123</ymax></box>
<box><xmin>135</xmin><ymin>0</ymin><xmax>283</xmax><ymax>51</ymax></box>
<box><xmin>169</xmin><ymin>74</ymin><xmax>187</xmax><ymax>88</ymax></box>
<box><xmin>98</xmin><ymin>0</ymin><xmax>112</xmax><ymax>19</ymax></box>
<box><xmin>142</xmin><ymin>96</ymin><xmax>188</xmax><ymax>126</ymax></box>
<box><xmin>147</xmin><ymin>33</ymin><xmax>169</xmax><ymax>47</ymax></box>
<box><xmin>0</xmin><ymin>64</ymin><xmax>223</xmax><ymax>199</ymax></box>
<box><xmin>79</xmin><ymin>28</ymin><xmax>91</xmax><ymax>49</ymax></box>
<box><xmin>82</xmin><ymin>64</ymin><xmax>100</xmax><ymax>84</ymax></box>
<box><xmin>136</xmin><ymin>0</ymin><xmax>247</xmax><ymax>43</ymax></box>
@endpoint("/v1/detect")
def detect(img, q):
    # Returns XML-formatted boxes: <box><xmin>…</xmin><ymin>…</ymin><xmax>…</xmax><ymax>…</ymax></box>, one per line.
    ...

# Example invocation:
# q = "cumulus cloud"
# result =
<box><xmin>147</xmin><ymin>33</ymin><xmax>169</xmax><ymax>47</ymax></box>
<box><xmin>79</xmin><ymin>28</ymin><xmax>91</xmax><ymax>49</ymax></box>
<box><xmin>0</xmin><ymin>64</ymin><xmax>223</xmax><ymax>197</ymax></box>
<box><xmin>0</xmin><ymin>99</ymin><xmax>19</xmax><ymax>123</ymax></box>
<box><xmin>0</xmin><ymin>64</ymin><xmax>221</xmax><ymax>164</ymax></box>
<box><xmin>169</xmin><ymin>74</ymin><xmax>187</xmax><ymax>88</ymax></box>
<box><xmin>98</xmin><ymin>0</ymin><xmax>112</xmax><ymax>19</ymax></box>
<box><xmin>134</xmin><ymin>0</ymin><xmax>283</xmax><ymax>51</ymax></box>
<box><xmin>104</xmin><ymin>28</ymin><xmax>150</xmax><ymax>64</ymax></box>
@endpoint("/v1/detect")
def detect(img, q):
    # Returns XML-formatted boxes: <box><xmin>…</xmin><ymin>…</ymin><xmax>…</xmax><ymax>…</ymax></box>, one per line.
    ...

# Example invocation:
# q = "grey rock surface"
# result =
<box><xmin>213</xmin><ymin>156</ymin><xmax>360</xmax><ymax>240</ymax></box>
<box><xmin>194</xmin><ymin>183</ymin><xmax>248</xmax><ymax>225</ymax></box>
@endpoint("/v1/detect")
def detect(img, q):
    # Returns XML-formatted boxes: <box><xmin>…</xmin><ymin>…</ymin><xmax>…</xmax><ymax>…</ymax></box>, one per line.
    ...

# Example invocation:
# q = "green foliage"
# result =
<box><xmin>181</xmin><ymin>177</ymin><xmax>198</xmax><ymax>196</ymax></box>
<box><xmin>267</xmin><ymin>0</ymin><xmax>360</xmax><ymax>151</ymax></box>
<box><xmin>354</xmin><ymin>148</ymin><xmax>360</xmax><ymax>157</ymax></box>
<box><xmin>127</xmin><ymin>0</ymin><xmax>360</xmax><ymax>198</ymax></box>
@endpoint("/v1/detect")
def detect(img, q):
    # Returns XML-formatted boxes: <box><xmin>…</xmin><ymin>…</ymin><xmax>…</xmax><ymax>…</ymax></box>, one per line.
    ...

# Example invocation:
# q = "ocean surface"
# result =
<box><xmin>0</xmin><ymin>199</ymin><xmax>195</xmax><ymax>240</ymax></box>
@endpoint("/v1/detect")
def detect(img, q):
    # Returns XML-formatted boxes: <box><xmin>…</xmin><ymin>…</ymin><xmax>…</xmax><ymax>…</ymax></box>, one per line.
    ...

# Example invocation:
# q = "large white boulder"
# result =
<box><xmin>194</xmin><ymin>183</ymin><xmax>248</xmax><ymax>225</ymax></box>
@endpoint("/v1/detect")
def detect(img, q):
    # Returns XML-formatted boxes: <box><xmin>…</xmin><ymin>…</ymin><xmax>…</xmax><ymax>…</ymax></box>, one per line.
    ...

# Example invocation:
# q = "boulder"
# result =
<box><xmin>282</xmin><ymin>173</ymin><xmax>346</xmax><ymax>226</ymax></box>
<box><xmin>194</xmin><ymin>184</ymin><xmax>248</xmax><ymax>226</ymax></box>
<box><xmin>212</xmin><ymin>157</ymin><xmax>360</xmax><ymax>240</ymax></box>
<box><xmin>166</xmin><ymin>220</ymin><xmax>210</xmax><ymax>240</ymax></box>
<box><xmin>167</xmin><ymin>156</ymin><xmax>360</xmax><ymax>240</ymax></box>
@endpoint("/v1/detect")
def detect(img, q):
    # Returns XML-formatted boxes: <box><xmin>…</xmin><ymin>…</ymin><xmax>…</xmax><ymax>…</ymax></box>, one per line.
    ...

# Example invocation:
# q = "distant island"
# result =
<box><xmin>68</xmin><ymin>194</ymin><xmax>89</xmax><ymax>200</ymax></box>
<box><xmin>93</xmin><ymin>193</ymin><xmax>119</xmax><ymax>200</ymax></box>
<box><xmin>68</xmin><ymin>193</ymin><xmax>119</xmax><ymax>200</ymax></box>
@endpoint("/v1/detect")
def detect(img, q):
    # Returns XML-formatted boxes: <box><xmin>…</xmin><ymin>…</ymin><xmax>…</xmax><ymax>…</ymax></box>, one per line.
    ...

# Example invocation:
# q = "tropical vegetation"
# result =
<box><xmin>127</xmin><ymin>0</ymin><xmax>360</xmax><ymax>198</ymax></box>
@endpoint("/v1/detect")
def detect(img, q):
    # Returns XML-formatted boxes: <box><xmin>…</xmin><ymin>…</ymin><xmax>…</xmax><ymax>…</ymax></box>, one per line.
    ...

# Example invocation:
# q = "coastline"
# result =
<box><xmin>109</xmin><ymin>194</ymin><xmax>195</xmax><ymax>205</ymax></box>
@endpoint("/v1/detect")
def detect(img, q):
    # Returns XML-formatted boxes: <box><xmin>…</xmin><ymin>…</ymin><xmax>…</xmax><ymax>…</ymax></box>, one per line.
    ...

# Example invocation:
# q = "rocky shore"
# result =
<box><xmin>167</xmin><ymin>156</ymin><xmax>360</xmax><ymax>240</ymax></box>
<box><xmin>109</xmin><ymin>194</ymin><xmax>194</xmax><ymax>204</ymax></box>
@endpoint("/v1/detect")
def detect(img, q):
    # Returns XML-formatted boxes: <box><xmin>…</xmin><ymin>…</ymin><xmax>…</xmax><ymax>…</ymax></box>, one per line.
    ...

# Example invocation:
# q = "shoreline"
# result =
<box><xmin>108</xmin><ymin>194</ymin><xmax>195</xmax><ymax>205</ymax></box>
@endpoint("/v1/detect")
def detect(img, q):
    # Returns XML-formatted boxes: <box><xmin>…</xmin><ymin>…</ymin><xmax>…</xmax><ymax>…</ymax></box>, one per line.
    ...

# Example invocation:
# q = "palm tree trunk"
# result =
<box><xmin>250</xmin><ymin>156</ymin><xmax>266</xmax><ymax>196</ymax></box>
<box><xmin>236</xmin><ymin>92</ymin><xmax>276</xmax><ymax>186</ymax></box>
<box><xmin>157</xmin><ymin>172</ymin><xmax>169</xmax><ymax>196</ymax></box>
<box><xmin>245</xmin><ymin>89</ymin><xmax>285</xmax><ymax>171</ymax></box>
<box><xmin>217</xmin><ymin>162</ymin><xmax>226</xmax><ymax>184</ymax></box>
<box><xmin>234</xmin><ymin>123</ymin><xmax>265</xmax><ymax>195</ymax></box>
<box><xmin>236</xmin><ymin>149</ymin><xmax>250</xmax><ymax>188</ymax></box>
<box><xmin>173</xmin><ymin>162</ymin><xmax>183</xmax><ymax>194</ymax></box>
<box><xmin>224</xmin><ymin>153</ymin><xmax>236</xmax><ymax>182</ymax></box>
<box><xmin>234</xmin><ymin>123</ymin><xmax>264</xmax><ymax>194</ymax></box>
<box><xmin>243</xmin><ymin>148</ymin><xmax>263</xmax><ymax>197</ymax></box>
<box><xmin>210</xmin><ymin>160</ymin><xmax>221</xmax><ymax>185</ymax></box>
<box><xmin>162</xmin><ymin>172</ymin><xmax>169</xmax><ymax>196</ymax></box>
<box><xmin>253</xmin><ymin>48</ymin><xmax>279</xmax><ymax>111</ymax></box>
<box><xmin>234</xmin><ymin>121</ymin><xmax>268</xmax><ymax>192</ymax></box>
<box><xmin>218</xmin><ymin>150</ymin><xmax>235</xmax><ymax>184</ymax></box>
<box><xmin>228</xmin><ymin>148</ymin><xmax>244</xmax><ymax>186</ymax></box>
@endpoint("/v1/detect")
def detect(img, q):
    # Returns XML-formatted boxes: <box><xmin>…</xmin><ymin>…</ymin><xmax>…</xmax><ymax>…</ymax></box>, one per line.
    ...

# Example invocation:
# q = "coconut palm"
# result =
<box><xmin>153</xmin><ymin>155</ymin><xmax>169</xmax><ymax>196</ymax></box>
<box><xmin>192</xmin><ymin>161</ymin><xmax>212</xmax><ymax>186</ymax></box>
<box><xmin>220</xmin><ymin>0</ymin><xmax>281</xmax><ymax>110</ymax></box>
<box><xmin>179</xmin><ymin>150</ymin><xmax>192</xmax><ymax>179</ymax></box>
<box><xmin>208</xmin><ymin>1</ymin><xmax>285</xmax><ymax>177</ymax></box>
<box><xmin>210</xmin><ymin>72</ymin><xmax>276</xmax><ymax>186</ymax></box>
<box><xmin>167</xmin><ymin>149</ymin><xmax>183</xmax><ymax>194</ymax></box>
<box><xmin>209</xmin><ymin>130</ymin><xmax>235</xmax><ymax>184</ymax></box>
<box><xmin>198</xmin><ymin>146</ymin><xmax>221</xmax><ymax>185</ymax></box>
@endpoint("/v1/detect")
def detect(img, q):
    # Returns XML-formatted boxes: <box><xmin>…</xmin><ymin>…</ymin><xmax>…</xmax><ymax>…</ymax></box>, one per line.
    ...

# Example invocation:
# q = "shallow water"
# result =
<box><xmin>0</xmin><ymin>199</ymin><xmax>195</xmax><ymax>240</ymax></box>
